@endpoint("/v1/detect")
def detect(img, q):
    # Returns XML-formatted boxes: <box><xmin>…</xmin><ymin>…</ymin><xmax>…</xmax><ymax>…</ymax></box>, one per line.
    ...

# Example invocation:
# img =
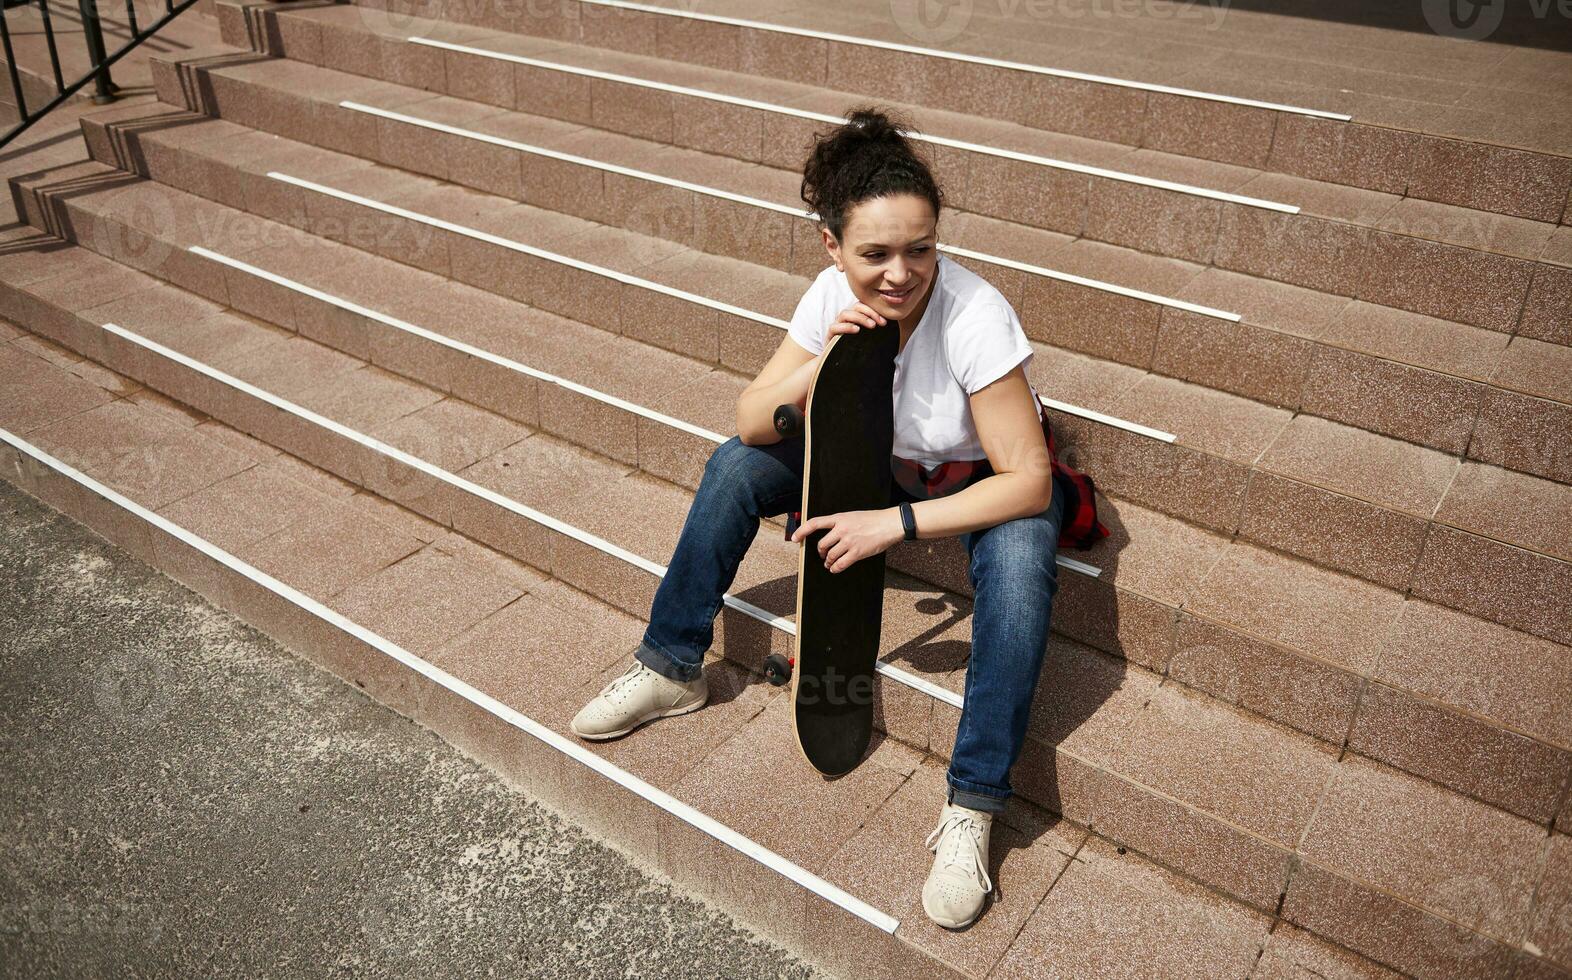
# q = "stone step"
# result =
<box><xmin>2</xmin><ymin>2</ymin><xmax>1567</xmax><ymax>976</ymax></box>
<box><xmin>0</xmin><ymin>269</ymin><xmax>1562</xmax><ymax>980</ymax></box>
<box><xmin>0</xmin><ymin>61</ymin><xmax>59</xmax><ymax>121</ymax></box>
<box><xmin>18</xmin><ymin>139</ymin><xmax>1572</xmax><ymax>827</ymax></box>
<box><xmin>19</xmin><ymin>195</ymin><xmax>1572</xmax><ymax>819</ymax></box>
<box><xmin>288</xmin><ymin>0</ymin><xmax>1572</xmax><ymax>225</ymax></box>
<box><xmin>131</xmin><ymin>45</ymin><xmax>1572</xmax><ymax>437</ymax></box>
<box><xmin>207</xmin><ymin>0</ymin><xmax>1572</xmax><ymax>346</ymax></box>
<box><xmin>57</xmin><ymin>109</ymin><xmax>1572</xmax><ymax>633</ymax></box>
<box><xmin>1</xmin><ymin>326</ymin><xmax>1454</xmax><ymax>980</ymax></box>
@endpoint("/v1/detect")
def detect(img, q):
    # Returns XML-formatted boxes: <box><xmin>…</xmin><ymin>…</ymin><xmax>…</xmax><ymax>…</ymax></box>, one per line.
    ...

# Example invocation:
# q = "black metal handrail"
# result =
<box><xmin>0</xmin><ymin>0</ymin><xmax>201</xmax><ymax>150</ymax></box>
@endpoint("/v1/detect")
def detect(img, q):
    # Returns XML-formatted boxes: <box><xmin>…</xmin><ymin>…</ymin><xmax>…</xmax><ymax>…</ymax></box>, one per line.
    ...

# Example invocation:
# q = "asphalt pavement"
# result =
<box><xmin>0</xmin><ymin>478</ymin><xmax>829</xmax><ymax>979</ymax></box>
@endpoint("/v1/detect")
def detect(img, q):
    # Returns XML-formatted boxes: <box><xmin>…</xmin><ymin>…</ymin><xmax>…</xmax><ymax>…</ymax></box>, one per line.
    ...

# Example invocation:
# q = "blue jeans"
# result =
<box><xmin>636</xmin><ymin>435</ymin><xmax>1065</xmax><ymax>814</ymax></box>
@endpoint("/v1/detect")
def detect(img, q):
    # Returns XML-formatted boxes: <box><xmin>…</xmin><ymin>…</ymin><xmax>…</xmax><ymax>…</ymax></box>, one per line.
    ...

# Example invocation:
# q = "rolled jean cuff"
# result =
<box><xmin>947</xmin><ymin>778</ymin><xmax>1008</xmax><ymax>815</ymax></box>
<box><xmin>634</xmin><ymin>639</ymin><xmax>704</xmax><ymax>684</ymax></box>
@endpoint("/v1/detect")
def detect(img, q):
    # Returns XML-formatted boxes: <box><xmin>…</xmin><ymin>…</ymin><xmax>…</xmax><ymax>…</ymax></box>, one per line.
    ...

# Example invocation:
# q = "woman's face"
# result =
<box><xmin>824</xmin><ymin>194</ymin><xmax>938</xmax><ymax>322</ymax></box>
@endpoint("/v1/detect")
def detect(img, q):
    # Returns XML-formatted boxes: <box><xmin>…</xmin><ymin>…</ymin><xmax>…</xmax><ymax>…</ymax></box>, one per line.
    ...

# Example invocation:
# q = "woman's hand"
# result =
<box><xmin>827</xmin><ymin>302</ymin><xmax>887</xmax><ymax>339</ymax></box>
<box><xmin>782</xmin><ymin>304</ymin><xmax>890</xmax><ymax>413</ymax></box>
<box><xmin>790</xmin><ymin>507</ymin><xmax>905</xmax><ymax>573</ymax></box>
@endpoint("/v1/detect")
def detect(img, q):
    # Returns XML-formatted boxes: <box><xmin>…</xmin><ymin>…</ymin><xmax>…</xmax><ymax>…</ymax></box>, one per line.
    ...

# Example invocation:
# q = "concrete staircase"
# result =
<box><xmin>1</xmin><ymin>1</ymin><xmax>1568</xmax><ymax>976</ymax></box>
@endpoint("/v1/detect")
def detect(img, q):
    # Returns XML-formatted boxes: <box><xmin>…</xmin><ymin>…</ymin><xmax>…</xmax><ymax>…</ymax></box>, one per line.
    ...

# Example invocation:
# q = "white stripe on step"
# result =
<box><xmin>189</xmin><ymin>246</ymin><xmax>728</xmax><ymax>444</ymax></box>
<box><xmin>265</xmin><ymin>171</ymin><xmax>789</xmax><ymax>330</ymax></box>
<box><xmin>0</xmin><ymin>426</ymin><xmax>901</xmax><ymax>935</ymax></box>
<box><xmin>341</xmin><ymin>100</ymin><xmax>807</xmax><ymax>217</ymax></box>
<box><xmin>407</xmin><ymin>37</ymin><xmax>1302</xmax><ymax>215</ymax></box>
<box><xmin>338</xmin><ymin>99</ymin><xmax>1242</xmax><ymax>323</ymax></box>
<box><xmin>1040</xmin><ymin>398</ymin><xmax>1177</xmax><ymax>444</ymax></box>
<box><xmin>167</xmin><ymin>253</ymin><xmax>1102</xmax><ymax>698</ymax></box>
<box><xmin>573</xmin><ymin>0</ymin><xmax>1352</xmax><ymax>121</ymax></box>
<box><xmin>101</xmin><ymin>321</ymin><xmax>981</xmax><ymax>712</ymax></box>
<box><xmin>100</xmin><ymin>319</ymin><xmax>793</xmax><ymax>632</ymax></box>
<box><xmin>934</xmin><ymin>241</ymin><xmax>1239</xmax><ymax>322</ymax></box>
<box><xmin>264</xmin><ymin>170</ymin><xmax>1179</xmax><ymax>448</ymax></box>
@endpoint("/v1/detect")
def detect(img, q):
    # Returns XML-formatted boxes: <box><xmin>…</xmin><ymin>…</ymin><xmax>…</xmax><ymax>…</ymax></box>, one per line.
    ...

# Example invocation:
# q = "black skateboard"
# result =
<box><xmin>765</xmin><ymin>321</ymin><xmax>899</xmax><ymax>776</ymax></box>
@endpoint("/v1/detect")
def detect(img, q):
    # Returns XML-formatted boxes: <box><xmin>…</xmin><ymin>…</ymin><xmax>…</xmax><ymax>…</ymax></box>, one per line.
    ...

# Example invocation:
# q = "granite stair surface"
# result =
<box><xmin>1</xmin><ymin>0</ymin><xmax>1568</xmax><ymax>977</ymax></box>
<box><xmin>211</xmin><ymin>1</ymin><xmax>1572</xmax><ymax>343</ymax></box>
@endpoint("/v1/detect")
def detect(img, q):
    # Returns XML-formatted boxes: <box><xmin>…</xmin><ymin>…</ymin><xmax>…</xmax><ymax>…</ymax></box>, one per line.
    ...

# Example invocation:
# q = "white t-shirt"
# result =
<box><xmin>785</xmin><ymin>253</ymin><xmax>1040</xmax><ymax>468</ymax></box>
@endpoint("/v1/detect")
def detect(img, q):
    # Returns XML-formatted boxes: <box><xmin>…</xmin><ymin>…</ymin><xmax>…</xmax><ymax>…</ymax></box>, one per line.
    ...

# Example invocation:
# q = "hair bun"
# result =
<box><xmin>847</xmin><ymin>109</ymin><xmax>901</xmax><ymax>140</ymax></box>
<box><xmin>800</xmin><ymin>104</ymin><xmax>942</xmax><ymax>242</ymax></box>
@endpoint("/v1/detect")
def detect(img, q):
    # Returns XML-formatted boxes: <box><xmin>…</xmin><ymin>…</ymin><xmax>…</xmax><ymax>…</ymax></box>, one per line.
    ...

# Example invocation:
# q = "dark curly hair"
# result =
<box><xmin>800</xmin><ymin>106</ymin><xmax>944</xmax><ymax>244</ymax></box>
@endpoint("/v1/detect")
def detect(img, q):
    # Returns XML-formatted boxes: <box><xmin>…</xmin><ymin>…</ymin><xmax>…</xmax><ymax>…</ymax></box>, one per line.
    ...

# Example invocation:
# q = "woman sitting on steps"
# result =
<box><xmin>570</xmin><ymin>106</ymin><xmax>1104</xmax><ymax>931</ymax></box>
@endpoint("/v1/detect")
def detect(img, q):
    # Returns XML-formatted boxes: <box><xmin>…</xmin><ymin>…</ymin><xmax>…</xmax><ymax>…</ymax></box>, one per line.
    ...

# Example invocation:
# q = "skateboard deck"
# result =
<box><xmin>788</xmin><ymin>321</ymin><xmax>899</xmax><ymax>777</ymax></box>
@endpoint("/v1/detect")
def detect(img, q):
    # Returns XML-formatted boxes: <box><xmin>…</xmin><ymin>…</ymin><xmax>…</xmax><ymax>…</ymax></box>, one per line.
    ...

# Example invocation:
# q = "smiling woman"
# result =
<box><xmin>569</xmin><ymin>106</ymin><xmax>1104</xmax><ymax>933</ymax></box>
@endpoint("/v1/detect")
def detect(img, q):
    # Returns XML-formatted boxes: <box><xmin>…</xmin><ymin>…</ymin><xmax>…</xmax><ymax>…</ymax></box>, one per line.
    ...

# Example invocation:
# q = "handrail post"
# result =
<box><xmin>2</xmin><ymin>0</ymin><xmax>198</xmax><ymax>149</ymax></box>
<box><xmin>0</xmin><ymin>4</ymin><xmax>28</xmax><ymax>120</ymax></box>
<box><xmin>76</xmin><ymin>0</ymin><xmax>118</xmax><ymax>103</ymax></box>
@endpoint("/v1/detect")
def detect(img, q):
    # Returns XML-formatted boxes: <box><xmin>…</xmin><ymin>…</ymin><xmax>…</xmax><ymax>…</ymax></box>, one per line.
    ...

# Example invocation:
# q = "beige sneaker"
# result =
<box><xmin>922</xmin><ymin>801</ymin><xmax>995</xmax><ymax>929</ymax></box>
<box><xmin>569</xmin><ymin>659</ymin><xmax>709</xmax><ymax>741</ymax></box>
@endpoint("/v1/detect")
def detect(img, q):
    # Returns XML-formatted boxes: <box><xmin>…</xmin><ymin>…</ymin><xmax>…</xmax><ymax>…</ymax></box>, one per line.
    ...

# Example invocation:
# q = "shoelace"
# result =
<box><xmin>602</xmin><ymin>661</ymin><xmax>647</xmax><ymax>699</ymax></box>
<box><xmin>925</xmin><ymin>811</ymin><xmax>993</xmax><ymax>893</ymax></box>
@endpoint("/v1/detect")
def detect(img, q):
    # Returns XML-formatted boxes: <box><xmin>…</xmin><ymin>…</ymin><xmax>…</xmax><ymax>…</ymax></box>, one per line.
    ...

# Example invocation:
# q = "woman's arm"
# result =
<box><xmin>793</xmin><ymin>364</ymin><xmax>1054</xmax><ymax>573</ymax></box>
<box><xmin>905</xmin><ymin>365</ymin><xmax>1054</xmax><ymax>538</ymax></box>
<box><xmin>736</xmin><ymin>335</ymin><xmax>819</xmax><ymax>446</ymax></box>
<box><xmin>737</xmin><ymin>302</ymin><xmax>893</xmax><ymax>445</ymax></box>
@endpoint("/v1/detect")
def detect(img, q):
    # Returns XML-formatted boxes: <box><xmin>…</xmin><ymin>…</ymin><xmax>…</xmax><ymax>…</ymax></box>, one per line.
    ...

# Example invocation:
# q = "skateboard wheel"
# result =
<box><xmin>773</xmin><ymin>404</ymin><xmax>804</xmax><ymax>439</ymax></box>
<box><xmin>763</xmin><ymin>653</ymin><xmax>793</xmax><ymax>686</ymax></box>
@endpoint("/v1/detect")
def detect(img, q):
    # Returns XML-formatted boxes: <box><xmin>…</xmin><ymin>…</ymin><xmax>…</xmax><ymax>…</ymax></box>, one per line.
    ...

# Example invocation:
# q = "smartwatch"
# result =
<box><xmin>899</xmin><ymin>501</ymin><xmax>917</xmax><ymax>541</ymax></box>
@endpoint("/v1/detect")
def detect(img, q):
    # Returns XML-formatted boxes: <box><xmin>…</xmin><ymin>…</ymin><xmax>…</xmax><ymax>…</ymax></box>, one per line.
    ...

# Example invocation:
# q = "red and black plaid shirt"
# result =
<box><xmin>785</xmin><ymin>395</ymin><xmax>1109</xmax><ymax>549</ymax></box>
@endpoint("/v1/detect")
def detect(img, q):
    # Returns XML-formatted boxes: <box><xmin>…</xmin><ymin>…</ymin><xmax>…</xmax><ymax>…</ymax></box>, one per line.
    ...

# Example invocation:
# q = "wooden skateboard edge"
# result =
<box><xmin>788</xmin><ymin>330</ymin><xmax>837</xmax><ymax>778</ymax></box>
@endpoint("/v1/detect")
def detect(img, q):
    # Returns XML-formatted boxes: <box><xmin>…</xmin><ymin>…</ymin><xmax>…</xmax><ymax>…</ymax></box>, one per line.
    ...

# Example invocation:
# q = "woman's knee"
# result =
<box><xmin>701</xmin><ymin>436</ymin><xmax>781</xmax><ymax>503</ymax></box>
<box><xmin>704</xmin><ymin>436</ymin><xmax>748</xmax><ymax>474</ymax></box>
<box><xmin>972</xmin><ymin>515</ymin><xmax>1060</xmax><ymax>593</ymax></box>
